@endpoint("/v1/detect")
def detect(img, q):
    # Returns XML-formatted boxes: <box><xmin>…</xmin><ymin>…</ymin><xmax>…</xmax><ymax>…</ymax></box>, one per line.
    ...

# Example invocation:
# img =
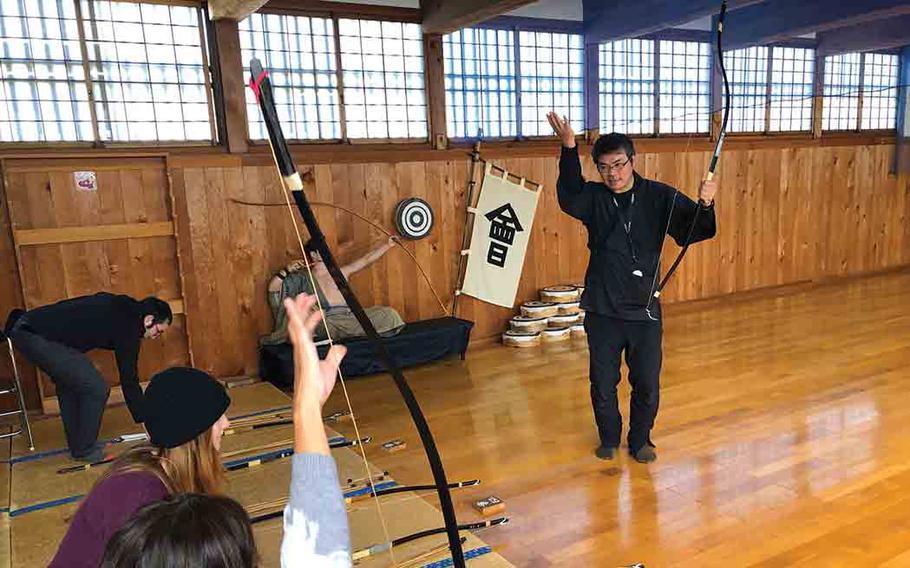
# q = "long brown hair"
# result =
<box><xmin>99</xmin><ymin>425</ymin><xmax>224</xmax><ymax>495</ymax></box>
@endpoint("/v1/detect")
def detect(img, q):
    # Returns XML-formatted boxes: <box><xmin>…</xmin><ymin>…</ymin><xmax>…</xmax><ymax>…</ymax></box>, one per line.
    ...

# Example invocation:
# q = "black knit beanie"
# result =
<box><xmin>143</xmin><ymin>367</ymin><xmax>231</xmax><ymax>449</ymax></box>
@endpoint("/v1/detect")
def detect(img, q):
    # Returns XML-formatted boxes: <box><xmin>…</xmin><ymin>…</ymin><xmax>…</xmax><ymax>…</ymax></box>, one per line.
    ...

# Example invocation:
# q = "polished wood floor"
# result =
<box><xmin>325</xmin><ymin>269</ymin><xmax>910</xmax><ymax>567</ymax></box>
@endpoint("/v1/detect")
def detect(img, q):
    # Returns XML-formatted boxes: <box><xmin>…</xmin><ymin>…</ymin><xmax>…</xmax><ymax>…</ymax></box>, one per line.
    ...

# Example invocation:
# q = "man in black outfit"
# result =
<box><xmin>8</xmin><ymin>293</ymin><xmax>172</xmax><ymax>461</ymax></box>
<box><xmin>547</xmin><ymin>112</ymin><xmax>718</xmax><ymax>463</ymax></box>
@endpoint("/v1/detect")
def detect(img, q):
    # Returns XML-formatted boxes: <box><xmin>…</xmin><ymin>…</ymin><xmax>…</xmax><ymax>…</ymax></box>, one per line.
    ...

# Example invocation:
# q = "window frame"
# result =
<box><xmin>722</xmin><ymin>39</ymin><xmax>816</xmax><ymax>137</ymax></box>
<box><xmin>443</xmin><ymin>17</ymin><xmax>585</xmax><ymax>144</ymax></box>
<box><xmin>822</xmin><ymin>49</ymin><xmax>900</xmax><ymax>134</ymax></box>
<box><xmin>244</xmin><ymin>4</ymin><xmax>428</xmax><ymax>146</ymax></box>
<box><xmin>0</xmin><ymin>0</ymin><xmax>217</xmax><ymax>149</ymax></box>
<box><xmin>596</xmin><ymin>29</ymin><xmax>714</xmax><ymax>140</ymax></box>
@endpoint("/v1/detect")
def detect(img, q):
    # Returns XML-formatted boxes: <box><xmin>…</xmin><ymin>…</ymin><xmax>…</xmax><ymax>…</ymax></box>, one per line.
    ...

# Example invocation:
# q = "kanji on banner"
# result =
<box><xmin>460</xmin><ymin>162</ymin><xmax>541</xmax><ymax>308</ymax></box>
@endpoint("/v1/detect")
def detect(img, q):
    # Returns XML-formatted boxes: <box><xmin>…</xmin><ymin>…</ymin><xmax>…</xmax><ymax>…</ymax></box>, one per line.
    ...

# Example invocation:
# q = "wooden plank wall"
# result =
<box><xmin>0</xmin><ymin>157</ymin><xmax>190</xmax><ymax>409</ymax></box>
<box><xmin>0</xmin><ymin>172</ymin><xmax>33</xmax><ymax>409</ymax></box>
<box><xmin>2</xmin><ymin>142</ymin><xmax>909</xmax><ymax>407</ymax></box>
<box><xmin>166</xmin><ymin>142</ymin><xmax>910</xmax><ymax>379</ymax></box>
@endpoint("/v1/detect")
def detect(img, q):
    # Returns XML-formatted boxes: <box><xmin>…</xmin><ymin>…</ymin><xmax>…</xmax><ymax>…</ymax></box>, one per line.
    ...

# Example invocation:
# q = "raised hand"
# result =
<box><xmin>284</xmin><ymin>294</ymin><xmax>346</xmax><ymax>408</ymax></box>
<box><xmin>546</xmin><ymin>111</ymin><xmax>576</xmax><ymax>148</ymax></box>
<box><xmin>698</xmin><ymin>179</ymin><xmax>718</xmax><ymax>205</ymax></box>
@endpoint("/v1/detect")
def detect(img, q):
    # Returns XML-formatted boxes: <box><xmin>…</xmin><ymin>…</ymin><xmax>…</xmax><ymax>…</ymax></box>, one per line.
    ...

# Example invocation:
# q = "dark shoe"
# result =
<box><xmin>595</xmin><ymin>445</ymin><xmax>618</xmax><ymax>460</ymax></box>
<box><xmin>74</xmin><ymin>446</ymin><xmax>105</xmax><ymax>463</ymax></box>
<box><xmin>631</xmin><ymin>445</ymin><xmax>657</xmax><ymax>464</ymax></box>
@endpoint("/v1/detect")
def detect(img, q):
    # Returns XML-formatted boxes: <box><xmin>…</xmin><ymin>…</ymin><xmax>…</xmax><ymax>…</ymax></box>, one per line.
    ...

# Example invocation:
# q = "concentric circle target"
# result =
<box><xmin>394</xmin><ymin>198</ymin><xmax>434</xmax><ymax>240</ymax></box>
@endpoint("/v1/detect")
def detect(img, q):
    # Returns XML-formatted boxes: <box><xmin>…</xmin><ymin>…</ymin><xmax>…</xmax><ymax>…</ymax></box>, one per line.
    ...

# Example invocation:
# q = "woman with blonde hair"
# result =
<box><xmin>50</xmin><ymin>366</ymin><xmax>232</xmax><ymax>568</ymax></box>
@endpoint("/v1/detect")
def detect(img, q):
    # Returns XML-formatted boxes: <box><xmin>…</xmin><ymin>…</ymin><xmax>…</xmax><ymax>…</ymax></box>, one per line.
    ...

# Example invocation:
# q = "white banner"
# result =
<box><xmin>460</xmin><ymin>163</ymin><xmax>541</xmax><ymax>308</ymax></box>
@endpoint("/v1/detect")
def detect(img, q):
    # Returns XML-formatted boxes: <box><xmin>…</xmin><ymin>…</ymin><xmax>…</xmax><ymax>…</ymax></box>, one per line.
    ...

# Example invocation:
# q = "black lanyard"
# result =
<box><xmin>612</xmin><ymin>193</ymin><xmax>638</xmax><ymax>263</ymax></box>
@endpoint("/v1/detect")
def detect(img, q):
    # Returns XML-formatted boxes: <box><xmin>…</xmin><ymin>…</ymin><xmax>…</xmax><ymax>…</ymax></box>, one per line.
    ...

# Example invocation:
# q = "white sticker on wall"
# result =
<box><xmin>74</xmin><ymin>171</ymin><xmax>97</xmax><ymax>192</ymax></box>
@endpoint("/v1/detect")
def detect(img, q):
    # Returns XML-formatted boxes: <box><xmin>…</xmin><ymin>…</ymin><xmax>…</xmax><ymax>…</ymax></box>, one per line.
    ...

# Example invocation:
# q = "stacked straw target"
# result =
<box><xmin>502</xmin><ymin>285</ymin><xmax>586</xmax><ymax>347</ymax></box>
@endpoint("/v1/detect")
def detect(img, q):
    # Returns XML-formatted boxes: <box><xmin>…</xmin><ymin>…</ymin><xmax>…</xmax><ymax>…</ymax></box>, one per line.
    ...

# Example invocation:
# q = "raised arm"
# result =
<box><xmin>340</xmin><ymin>237</ymin><xmax>396</xmax><ymax>278</ymax></box>
<box><xmin>547</xmin><ymin>112</ymin><xmax>593</xmax><ymax>223</ymax></box>
<box><xmin>280</xmin><ymin>293</ymin><xmax>351</xmax><ymax>567</ymax></box>
<box><xmin>666</xmin><ymin>179</ymin><xmax>718</xmax><ymax>246</ymax></box>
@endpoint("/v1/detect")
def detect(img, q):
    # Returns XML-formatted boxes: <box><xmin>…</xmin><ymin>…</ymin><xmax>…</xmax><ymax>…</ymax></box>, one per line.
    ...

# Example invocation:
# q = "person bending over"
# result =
<box><xmin>8</xmin><ymin>293</ymin><xmax>171</xmax><ymax>461</ymax></box>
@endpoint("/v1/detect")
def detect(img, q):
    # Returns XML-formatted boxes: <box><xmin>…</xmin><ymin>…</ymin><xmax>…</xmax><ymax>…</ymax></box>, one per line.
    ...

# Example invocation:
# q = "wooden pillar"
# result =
<box><xmin>709</xmin><ymin>14</ymin><xmax>723</xmax><ymax>141</ymax></box>
<box><xmin>812</xmin><ymin>51</ymin><xmax>825</xmax><ymax>138</ymax></box>
<box><xmin>584</xmin><ymin>42</ymin><xmax>600</xmax><ymax>142</ymax></box>
<box><xmin>424</xmin><ymin>33</ymin><xmax>448</xmax><ymax>149</ymax></box>
<box><xmin>212</xmin><ymin>19</ymin><xmax>249</xmax><ymax>153</ymax></box>
<box><xmin>893</xmin><ymin>45</ymin><xmax>910</xmax><ymax>173</ymax></box>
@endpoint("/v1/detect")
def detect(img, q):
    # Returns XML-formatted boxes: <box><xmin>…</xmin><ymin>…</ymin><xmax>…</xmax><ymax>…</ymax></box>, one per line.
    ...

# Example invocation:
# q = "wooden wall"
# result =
<box><xmin>3</xmin><ymin>139</ymin><xmax>910</xmax><ymax>409</ymax></box>
<box><xmin>0</xmin><ymin>156</ymin><xmax>190</xmax><ymax>411</ymax></box>
<box><xmin>167</xmin><ymin>140</ymin><xmax>910</xmax><ymax>379</ymax></box>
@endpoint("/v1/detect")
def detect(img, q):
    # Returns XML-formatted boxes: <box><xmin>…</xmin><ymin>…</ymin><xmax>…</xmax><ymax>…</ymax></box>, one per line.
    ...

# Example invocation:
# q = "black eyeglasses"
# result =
<box><xmin>596</xmin><ymin>156</ymin><xmax>632</xmax><ymax>173</ymax></box>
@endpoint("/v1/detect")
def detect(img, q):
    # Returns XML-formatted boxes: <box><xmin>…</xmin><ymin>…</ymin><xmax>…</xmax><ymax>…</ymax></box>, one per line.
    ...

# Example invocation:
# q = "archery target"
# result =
<box><xmin>394</xmin><ymin>198</ymin><xmax>434</xmax><ymax>240</ymax></box>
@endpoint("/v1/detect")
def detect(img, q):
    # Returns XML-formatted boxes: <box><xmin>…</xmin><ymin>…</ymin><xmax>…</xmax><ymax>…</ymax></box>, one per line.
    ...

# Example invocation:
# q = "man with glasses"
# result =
<box><xmin>547</xmin><ymin>112</ymin><xmax>717</xmax><ymax>463</ymax></box>
<box><xmin>8</xmin><ymin>294</ymin><xmax>173</xmax><ymax>461</ymax></box>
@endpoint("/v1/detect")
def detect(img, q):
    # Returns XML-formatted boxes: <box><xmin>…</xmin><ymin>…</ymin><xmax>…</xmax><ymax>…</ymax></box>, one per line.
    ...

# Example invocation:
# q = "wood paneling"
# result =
<box><xmin>2</xmin><ymin>141</ymin><xmax>909</xmax><ymax>408</ymax></box>
<box><xmin>169</xmin><ymin>142</ymin><xmax>910</xmax><ymax>379</ymax></box>
<box><xmin>1</xmin><ymin>157</ymin><xmax>190</xmax><ymax>410</ymax></box>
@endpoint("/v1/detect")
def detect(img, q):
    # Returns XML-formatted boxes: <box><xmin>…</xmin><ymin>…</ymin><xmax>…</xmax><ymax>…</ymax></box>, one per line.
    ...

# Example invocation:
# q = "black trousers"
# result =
<box><xmin>584</xmin><ymin>312</ymin><xmax>662</xmax><ymax>452</ymax></box>
<box><xmin>9</xmin><ymin>320</ymin><xmax>110</xmax><ymax>458</ymax></box>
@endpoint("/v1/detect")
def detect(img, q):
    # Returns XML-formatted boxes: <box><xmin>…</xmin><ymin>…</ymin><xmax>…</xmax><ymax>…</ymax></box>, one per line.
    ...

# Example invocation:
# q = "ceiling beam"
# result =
<box><xmin>209</xmin><ymin>0</ymin><xmax>270</xmax><ymax>20</ymax></box>
<box><xmin>260</xmin><ymin>0</ymin><xmax>420</xmax><ymax>22</ymax></box>
<box><xmin>583</xmin><ymin>0</ymin><xmax>762</xmax><ymax>45</ymax></box>
<box><xmin>817</xmin><ymin>15</ymin><xmax>910</xmax><ymax>56</ymax></box>
<box><xmin>420</xmin><ymin>0</ymin><xmax>537</xmax><ymax>35</ymax></box>
<box><xmin>722</xmin><ymin>0</ymin><xmax>910</xmax><ymax>51</ymax></box>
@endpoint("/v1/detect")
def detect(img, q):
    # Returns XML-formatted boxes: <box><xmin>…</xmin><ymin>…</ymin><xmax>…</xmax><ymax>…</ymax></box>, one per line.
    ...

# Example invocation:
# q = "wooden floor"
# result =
<box><xmin>324</xmin><ymin>268</ymin><xmax>910</xmax><ymax>567</ymax></box>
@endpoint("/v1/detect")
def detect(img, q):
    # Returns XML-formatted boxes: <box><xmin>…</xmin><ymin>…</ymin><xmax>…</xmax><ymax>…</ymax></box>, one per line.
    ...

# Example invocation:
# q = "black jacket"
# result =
<box><xmin>557</xmin><ymin>146</ymin><xmax>717</xmax><ymax>321</ymax></box>
<box><xmin>21</xmin><ymin>292</ymin><xmax>147</xmax><ymax>422</ymax></box>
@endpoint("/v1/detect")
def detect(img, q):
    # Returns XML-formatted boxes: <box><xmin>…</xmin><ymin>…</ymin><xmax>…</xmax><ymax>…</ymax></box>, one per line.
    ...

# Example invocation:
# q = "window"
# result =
<box><xmin>0</xmin><ymin>0</ymin><xmax>91</xmax><ymax>142</ymax></box>
<box><xmin>599</xmin><ymin>38</ymin><xmax>709</xmax><ymax>135</ymax></box>
<box><xmin>517</xmin><ymin>30</ymin><xmax>584</xmax><ymax>137</ymax></box>
<box><xmin>241</xmin><ymin>13</ymin><xmax>426</xmax><ymax>141</ymax></box>
<box><xmin>726</xmin><ymin>46</ymin><xmax>769</xmax><ymax>133</ymax></box>
<box><xmin>443</xmin><ymin>27</ymin><xmax>583</xmax><ymax>139</ymax></box>
<box><xmin>240</xmin><ymin>13</ymin><xmax>340</xmax><ymax>140</ymax></box>
<box><xmin>769</xmin><ymin>47</ymin><xmax>814</xmax><ymax>132</ymax></box>
<box><xmin>822</xmin><ymin>53</ymin><xmax>861</xmax><ymax>131</ymax></box>
<box><xmin>83</xmin><ymin>1</ymin><xmax>213</xmax><ymax>142</ymax></box>
<box><xmin>823</xmin><ymin>52</ymin><xmax>898</xmax><ymax>131</ymax></box>
<box><xmin>658</xmin><ymin>40</ymin><xmax>711</xmax><ymax>134</ymax></box>
<box><xmin>338</xmin><ymin>19</ymin><xmax>426</xmax><ymax>139</ymax></box>
<box><xmin>724</xmin><ymin>45</ymin><xmax>814</xmax><ymax>133</ymax></box>
<box><xmin>861</xmin><ymin>53</ymin><xmax>898</xmax><ymax>130</ymax></box>
<box><xmin>0</xmin><ymin>0</ymin><xmax>213</xmax><ymax>144</ymax></box>
<box><xmin>599</xmin><ymin>39</ymin><xmax>654</xmax><ymax>135</ymax></box>
<box><xmin>444</xmin><ymin>27</ymin><xmax>517</xmax><ymax>139</ymax></box>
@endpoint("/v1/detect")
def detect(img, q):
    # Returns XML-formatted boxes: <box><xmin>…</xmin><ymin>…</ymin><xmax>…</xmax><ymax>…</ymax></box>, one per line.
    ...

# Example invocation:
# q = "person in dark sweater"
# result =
<box><xmin>7</xmin><ymin>293</ymin><xmax>172</xmax><ymax>461</ymax></box>
<box><xmin>101</xmin><ymin>493</ymin><xmax>257</xmax><ymax>568</ymax></box>
<box><xmin>51</xmin><ymin>366</ymin><xmax>232</xmax><ymax>568</ymax></box>
<box><xmin>547</xmin><ymin>112</ymin><xmax>718</xmax><ymax>463</ymax></box>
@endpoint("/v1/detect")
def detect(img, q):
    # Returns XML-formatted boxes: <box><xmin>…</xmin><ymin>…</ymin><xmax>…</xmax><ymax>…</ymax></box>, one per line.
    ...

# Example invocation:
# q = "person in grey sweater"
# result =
<box><xmin>280</xmin><ymin>292</ymin><xmax>352</xmax><ymax>566</ymax></box>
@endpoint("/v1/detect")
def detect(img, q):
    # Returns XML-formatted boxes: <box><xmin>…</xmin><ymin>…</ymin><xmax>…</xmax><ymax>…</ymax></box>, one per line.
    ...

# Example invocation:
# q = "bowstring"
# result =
<box><xmin>275</xmin><ymin>162</ymin><xmax>398</xmax><ymax>565</ymax></box>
